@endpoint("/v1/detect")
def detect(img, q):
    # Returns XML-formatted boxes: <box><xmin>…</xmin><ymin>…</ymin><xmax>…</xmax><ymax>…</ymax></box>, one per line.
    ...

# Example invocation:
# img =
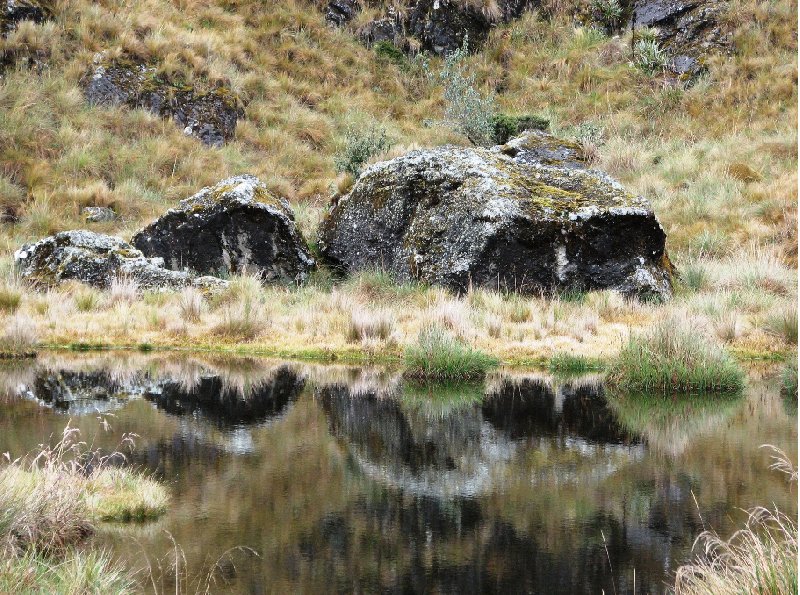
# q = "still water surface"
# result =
<box><xmin>0</xmin><ymin>353</ymin><xmax>795</xmax><ymax>594</ymax></box>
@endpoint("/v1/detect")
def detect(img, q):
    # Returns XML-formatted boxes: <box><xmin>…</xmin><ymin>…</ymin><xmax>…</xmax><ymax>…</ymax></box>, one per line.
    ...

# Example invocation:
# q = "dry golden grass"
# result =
<box><xmin>0</xmin><ymin>0</ymin><xmax>794</xmax><ymax>361</ymax></box>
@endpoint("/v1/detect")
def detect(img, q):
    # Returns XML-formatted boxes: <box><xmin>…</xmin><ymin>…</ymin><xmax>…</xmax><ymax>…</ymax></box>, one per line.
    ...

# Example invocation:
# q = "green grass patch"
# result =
<box><xmin>85</xmin><ymin>468</ymin><xmax>169</xmax><ymax>522</ymax></box>
<box><xmin>404</xmin><ymin>325</ymin><xmax>498</xmax><ymax>381</ymax></box>
<box><xmin>607</xmin><ymin>320</ymin><xmax>745</xmax><ymax>393</ymax></box>
<box><xmin>548</xmin><ymin>353</ymin><xmax>604</xmax><ymax>375</ymax></box>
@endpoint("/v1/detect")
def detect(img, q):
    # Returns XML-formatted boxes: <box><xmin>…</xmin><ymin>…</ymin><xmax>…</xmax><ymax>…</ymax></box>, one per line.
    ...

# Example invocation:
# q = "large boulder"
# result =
<box><xmin>14</xmin><ymin>230</ymin><xmax>227</xmax><ymax>291</ymax></box>
<box><xmin>318</xmin><ymin>146</ymin><xmax>673</xmax><ymax>299</ymax></box>
<box><xmin>324</xmin><ymin>0</ymin><xmax>361</xmax><ymax>27</ymax></box>
<box><xmin>132</xmin><ymin>175</ymin><xmax>315</xmax><ymax>284</ymax></box>
<box><xmin>81</xmin><ymin>56</ymin><xmax>243</xmax><ymax>147</ymax></box>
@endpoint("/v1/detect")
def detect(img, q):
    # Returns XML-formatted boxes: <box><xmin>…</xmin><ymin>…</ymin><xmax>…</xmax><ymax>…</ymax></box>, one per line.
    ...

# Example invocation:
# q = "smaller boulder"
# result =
<box><xmin>82</xmin><ymin>206</ymin><xmax>117</xmax><ymax>223</ymax></box>
<box><xmin>131</xmin><ymin>175</ymin><xmax>315</xmax><ymax>284</ymax></box>
<box><xmin>496</xmin><ymin>130</ymin><xmax>589</xmax><ymax>169</ymax></box>
<box><xmin>359</xmin><ymin>18</ymin><xmax>404</xmax><ymax>47</ymax></box>
<box><xmin>14</xmin><ymin>230</ymin><xmax>226</xmax><ymax>291</ymax></box>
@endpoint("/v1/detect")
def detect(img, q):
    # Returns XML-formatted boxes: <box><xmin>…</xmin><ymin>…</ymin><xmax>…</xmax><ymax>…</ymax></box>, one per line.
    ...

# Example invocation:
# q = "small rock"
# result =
<box><xmin>325</xmin><ymin>0</ymin><xmax>361</xmax><ymax>27</ymax></box>
<box><xmin>319</xmin><ymin>146</ymin><xmax>673</xmax><ymax>300</ymax></box>
<box><xmin>14</xmin><ymin>230</ymin><xmax>227</xmax><ymax>291</ymax></box>
<box><xmin>496</xmin><ymin>130</ymin><xmax>589</xmax><ymax>169</ymax></box>
<box><xmin>131</xmin><ymin>175</ymin><xmax>315</xmax><ymax>284</ymax></box>
<box><xmin>82</xmin><ymin>206</ymin><xmax>117</xmax><ymax>223</ymax></box>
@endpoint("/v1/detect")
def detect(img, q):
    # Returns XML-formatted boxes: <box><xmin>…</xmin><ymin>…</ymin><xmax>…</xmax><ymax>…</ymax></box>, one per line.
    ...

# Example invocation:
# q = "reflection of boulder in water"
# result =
<box><xmin>483</xmin><ymin>377</ymin><xmax>637</xmax><ymax>445</ymax></box>
<box><xmin>148</xmin><ymin>366</ymin><xmax>304</xmax><ymax>426</ymax></box>
<box><xmin>296</xmin><ymin>490</ymin><xmax>654</xmax><ymax>594</ymax></box>
<box><xmin>320</xmin><ymin>384</ymin><xmax>515</xmax><ymax>499</ymax></box>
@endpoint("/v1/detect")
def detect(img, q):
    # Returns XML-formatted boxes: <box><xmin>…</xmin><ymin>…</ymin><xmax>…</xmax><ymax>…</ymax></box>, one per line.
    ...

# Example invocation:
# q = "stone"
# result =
<box><xmin>1</xmin><ymin>0</ymin><xmax>52</xmax><ymax>35</ymax></box>
<box><xmin>358</xmin><ymin>18</ymin><xmax>404</xmax><ymax>47</ymax></box>
<box><xmin>496</xmin><ymin>130</ymin><xmax>589</xmax><ymax>169</ymax></box>
<box><xmin>324</xmin><ymin>0</ymin><xmax>360</xmax><ymax>27</ymax></box>
<box><xmin>131</xmin><ymin>175</ymin><xmax>315</xmax><ymax>284</ymax></box>
<box><xmin>81</xmin><ymin>56</ymin><xmax>243</xmax><ymax>147</ymax></box>
<box><xmin>14</xmin><ymin>230</ymin><xmax>227</xmax><ymax>291</ymax></box>
<box><xmin>82</xmin><ymin>206</ymin><xmax>117</xmax><ymax>223</ymax></box>
<box><xmin>632</xmin><ymin>0</ymin><xmax>732</xmax><ymax>56</ymax></box>
<box><xmin>318</xmin><ymin>146</ymin><xmax>673</xmax><ymax>299</ymax></box>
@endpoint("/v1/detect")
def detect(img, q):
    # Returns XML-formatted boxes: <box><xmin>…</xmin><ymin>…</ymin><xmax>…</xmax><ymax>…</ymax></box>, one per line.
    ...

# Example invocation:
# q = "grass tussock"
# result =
<box><xmin>674</xmin><ymin>448</ymin><xmax>797</xmax><ymax>595</ymax></box>
<box><xmin>548</xmin><ymin>352</ymin><xmax>604</xmax><ymax>375</ymax></box>
<box><xmin>404</xmin><ymin>324</ymin><xmax>498</xmax><ymax>381</ymax></box>
<box><xmin>607</xmin><ymin>318</ymin><xmax>745</xmax><ymax>393</ymax></box>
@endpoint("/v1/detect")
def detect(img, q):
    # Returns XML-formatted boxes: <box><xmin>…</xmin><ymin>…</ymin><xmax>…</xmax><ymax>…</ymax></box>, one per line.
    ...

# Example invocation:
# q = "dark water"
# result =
<box><xmin>0</xmin><ymin>353</ymin><xmax>796</xmax><ymax>594</ymax></box>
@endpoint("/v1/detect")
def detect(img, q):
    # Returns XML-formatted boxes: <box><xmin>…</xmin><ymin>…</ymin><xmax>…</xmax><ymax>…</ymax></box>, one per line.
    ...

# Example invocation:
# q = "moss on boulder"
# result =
<box><xmin>319</xmin><ymin>145</ymin><xmax>673</xmax><ymax>299</ymax></box>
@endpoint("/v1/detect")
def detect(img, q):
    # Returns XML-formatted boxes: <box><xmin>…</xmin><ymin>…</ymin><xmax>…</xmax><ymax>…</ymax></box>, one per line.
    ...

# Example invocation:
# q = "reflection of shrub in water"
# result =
<box><xmin>399</xmin><ymin>381</ymin><xmax>485</xmax><ymax>419</ymax></box>
<box><xmin>605</xmin><ymin>391</ymin><xmax>741</xmax><ymax>457</ymax></box>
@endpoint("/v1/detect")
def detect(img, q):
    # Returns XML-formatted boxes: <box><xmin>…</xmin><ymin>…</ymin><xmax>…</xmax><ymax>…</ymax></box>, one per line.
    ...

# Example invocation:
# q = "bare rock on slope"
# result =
<box><xmin>325</xmin><ymin>0</ymin><xmax>361</xmax><ymax>27</ymax></box>
<box><xmin>132</xmin><ymin>175</ymin><xmax>315</xmax><ymax>285</ymax></box>
<box><xmin>632</xmin><ymin>0</ymin><xmax>732</xmax><ymax>56</ymax></box>
<box><xmin>82</xmin><ymin>57</ymin><xmax>243</xmax><ymax>147</ymax></box>
<box><xmin>318</xmin><ymin>146</ymin><xmax>673</xmax><ymax>300</ymax></box>
<box><xmin>14</xmin><ymin>230</ymin><xmax>227</xmax><ymax>291</ymax></box>
<box><xmin>495</xmin><ymin>130</ymin><xmax>590</xmax><ymax>170</ymax></box>
<box><xmin>1</xmin><ymin>0</ymin><xmax>52</xmax><ymax>35</ymax></box>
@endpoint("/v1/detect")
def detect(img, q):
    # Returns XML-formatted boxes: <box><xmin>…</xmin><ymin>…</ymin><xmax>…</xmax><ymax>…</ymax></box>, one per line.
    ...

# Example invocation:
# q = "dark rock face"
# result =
<box><xmin>1</xmin><ymin>0</ymin><xmax>52</xmax><ymax>35</ymax></box>
<box><xmin>81</xmin><ymin>57</ymin><xmax>243</xmax><ymax>147</ymax></box>
<box><xmin>496</xmin><ymin>130</ymin><xmax>589</xmax><ymax>169</ymax></box>
<box><xmin>351</xmin><ymin>0</ymin><xmax>535</xmax><ymax>56</ymax></box>
<box><xmin>325</xmin><ymin>0</ymin><xmax>361</xmax><ymax>27</ymax></box>
<box><xmin>14</xmin><ymin>230</ymin><xmax>227</xmax><ymax>291</ymax></box>
<box><xmin>319</xmin><ymin>145</ymin><xmax>673</xmax><ymax>299</ymax></box>
<box><xmin>132</xmin><ymin>175</ymin><xmax>315</xmax><ymax>284</ymax></box>
<box><xmin>632</xmin><ymin>0</ymin><xmax>731</xmax><ymax>56</ymax></box>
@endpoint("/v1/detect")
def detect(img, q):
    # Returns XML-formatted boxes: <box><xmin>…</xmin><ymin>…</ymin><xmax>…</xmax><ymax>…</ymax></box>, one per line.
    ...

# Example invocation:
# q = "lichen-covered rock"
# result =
<box><xmin>132</xmin><ymin>175</ymin><xmax>315</xmax><ymax>284</ymax></box>
<box><xmin>82</xmin><ymin>206</ymin><xmax>117</xmax><ymax>223</ymax></box>
<box><xmin>1</xmin><ymin>0</ymin><xmax>52</xmax><ymax>35</ymax></box>
<box><xmin>496</xmin><ymin>130</ymin><xmax>588</xmax><ymax>169</ymax></box>
<box><xmin>81</xmin><ymin>56</ymin><xmax>242</xmax><ymax>147</ymax></box>
<box><xmin>14</xmin><ymin>230</ymin><xmax>227</xmax><ymax>291</ymax></box>
<box><xmin>319</xmin><ymin>147</ymin><xmax>673</xmax><ymax>299</ymax></box>
<box><xmin>358</xmin><ymin>17</ymin><xmax>405</xmax><ymax>47</ymax></box>
<box><xmin>325</xmin><ymin>0</ymin><xmax>361</xmax><ymax>26</ymax></box>
<box><xmin>632</xmin><ymin>0</ymin><xmax>732</xmax><ymax>56</ymax></box>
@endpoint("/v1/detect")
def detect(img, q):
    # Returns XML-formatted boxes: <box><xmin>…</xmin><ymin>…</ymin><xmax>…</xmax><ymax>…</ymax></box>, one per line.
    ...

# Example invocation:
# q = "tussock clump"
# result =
<box><xmin>0</xmin><ymin>283</ymin><xmax>22</xmax><ymax>313</ymax></box>
<box><xmin>764</xmin><ymin>305</ymin><xmax>798</xmax><ymax>345</ymax></box>
<box><xmin>346</xmin><ymin>307</ymin><xmax>393</xmax><ymax>342</ymax></box>
<box><xmin>607</xmin><ymin>317</ymin><xmax>745</xmax><ymax>393</ymax></box>
<box><xmin>404</xmin><ymin>324</ymin><xmax>498</xmax><ymax>381</ymax></box>
<box><xmin>549</xmin><ymin>352</ymin><xmax>604</xmax><ymax>374</ymax></box>
<box><xmin>178</xmin><ymin>286</ymin><xmax>204</xmax><ymax>323</ymax></box>
<box><xmin>211</xmin><ymin>300</ymin><xmax>266</xmax><ymax>341</ymax></box>
<box><xmin>0</xmin><ymin>314</ymin><xmax>38</xmax><ymax>353</ymax></box>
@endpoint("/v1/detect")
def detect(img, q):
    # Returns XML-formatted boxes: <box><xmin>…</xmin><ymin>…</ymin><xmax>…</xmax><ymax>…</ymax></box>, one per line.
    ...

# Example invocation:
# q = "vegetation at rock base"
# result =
<box><xmin>0</xmin><ymin>424</ymin><xmax>168</xmax><ymax>594</ymax></box>
<box><xmin>607</xmin><ymin>317</ymin><xmax>745</xmax><ymax>393</ymax></box>
<box><xmin>404</xmin><ymin>324</ymin><xmax>498</xmax><ymax>381</ymax></box>
<box><xmin>674</xmin><ymin>447</ymin><xmax>798</xmax><ymax>595</ymax></box>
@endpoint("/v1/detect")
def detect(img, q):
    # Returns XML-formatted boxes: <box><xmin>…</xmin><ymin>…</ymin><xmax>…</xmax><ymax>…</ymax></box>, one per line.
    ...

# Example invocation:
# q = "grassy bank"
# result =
<box><xmin>0</xmin><ymin>425</ymin><xmax>169</xmax><ymax>593</ymax></box>
<box><xmin>607</xmin><ymin>318</ymin><xmax>746</xmax><ymax>393</ymax></box>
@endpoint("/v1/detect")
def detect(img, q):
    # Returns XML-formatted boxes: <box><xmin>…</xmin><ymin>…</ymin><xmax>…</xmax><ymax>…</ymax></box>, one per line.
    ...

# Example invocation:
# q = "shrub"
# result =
<box><xmin>491</xmin><ymin>113</ymin><xmax>549</xmax><ymax>144</ymax></box>
<box><xmin>634</xmin><ymin>38</ymin><xmax>669</xmax><ymax>74</ymax></box>
<box><xmin>334</xmin><ymin>123</ymin><xmax>393</xmax><ymax>177</ymax></box>
<box><xmin>607</xmin><ymin>318</ymin><xmax>745</xmax><ymax>393</ymax></box>
<box><xmin>404</xmin><ymin>324</ymin><xmax>498</xmax><ymax>381</ymax></box>
<box><xmin>592</xmin><ymin>0</ymin><xmax>623</xmax><ymax>30</ymax></box>
<box><xmin>428</xmin><ymin>38</ymin><xmax>497</xmax><ymax>146</ymax></box>
<box><xmin>374</xmin><ymin>41</ymin><xmax>405</xmax><ymax>66</ymax></box>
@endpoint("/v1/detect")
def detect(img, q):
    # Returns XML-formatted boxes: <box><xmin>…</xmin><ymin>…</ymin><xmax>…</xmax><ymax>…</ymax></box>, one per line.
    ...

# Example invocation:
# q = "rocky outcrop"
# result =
<box><xmin>495</xmin><ymin>130</ymin><xmax>589</xmax><ymax>169</ymax></box>
<box><xmin>632</xmin><ymin>0</ymin><xmax>732</xmax><ymax>58</ymax></box>
<box><xmin>1</xmin><ymin>0</ymin><xmax>52</xmax><ymax>35</ymax></box>
<box><xmin>350</xmin><ymin>0</ymin><xmax>535</xmax><ymax>55</ymax></box>
<box><xmin>14</xmin><ymin>230</ymin><xmax>227</xmax><ymax>291</ymax></box>
<box><xmin>132</xmin><ymin>175</ymin><xmax>315</xmax><ymax>284</ymax></box>
<box><xmin>81</xmin><ymin>56</ymin><xmax>243</xmax><ymax>147</ymax></box>
<box><xmin>319</xmin><ymin>145</ymin><xmax>673</xmax><ymax>299</ymax></box>
<box><xmin>324</xmin><ymin>0</ymin><xmax>361</xmax><ymax>27</ymax></box>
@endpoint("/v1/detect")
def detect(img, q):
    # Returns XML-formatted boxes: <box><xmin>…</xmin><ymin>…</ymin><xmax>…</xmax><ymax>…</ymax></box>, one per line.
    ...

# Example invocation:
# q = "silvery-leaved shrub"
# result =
<box><xmin>427</xmin><ymin>38</ymin><xmax>497</xmax><ymax>147</ymax></box>
<box><xmin>592</xmin><ymin>0</ymin><xmax>623</xmax><ymax>30</ymax></box>
<box><xmin>634</xmin><ymin>38</ymin><xmax>669</xmax><ymax>74</ymax></box>
<box><xmin>334</xmin><ymin>123</ymin><xmax>393</xmax><ymax>177</ymax></box>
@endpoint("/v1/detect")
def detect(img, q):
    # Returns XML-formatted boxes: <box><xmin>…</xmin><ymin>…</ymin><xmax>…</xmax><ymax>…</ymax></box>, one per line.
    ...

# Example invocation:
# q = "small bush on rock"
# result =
<box><xmin>491</xmin><ymin>113</ymin><xmax>549</xmax><ymax>144</ymax></box>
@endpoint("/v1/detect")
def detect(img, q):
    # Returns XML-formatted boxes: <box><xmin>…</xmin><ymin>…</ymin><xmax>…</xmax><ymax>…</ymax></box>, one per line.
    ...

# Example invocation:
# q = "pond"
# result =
<box><xmin>0</xmin><ymin>352</ymin><xmax>796</xmax><ymax>594</ymax></box>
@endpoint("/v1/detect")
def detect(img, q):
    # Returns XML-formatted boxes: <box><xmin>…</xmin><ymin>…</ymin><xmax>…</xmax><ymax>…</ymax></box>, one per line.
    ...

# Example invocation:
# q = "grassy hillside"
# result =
<box><xmin>0</xmin><ymin>0</ymin><xmax>796</xmax><ymax>361</ymax></box>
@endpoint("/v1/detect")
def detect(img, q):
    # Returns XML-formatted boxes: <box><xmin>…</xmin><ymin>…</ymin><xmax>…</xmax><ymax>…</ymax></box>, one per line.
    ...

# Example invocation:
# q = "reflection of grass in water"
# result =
<box><xmin>605</xmin><ymin>390</ymin><xmax>742</xmax><ymax>457</ymax></box>
<box><xmin>780</xmin><ymin>356</ymin><xmax>797</xmax><ymax>413</ymax></box>
<box><xmin>399</xmin><ymin>381</ymin><xmax>485</xmax><ymax>418</ymax></box>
